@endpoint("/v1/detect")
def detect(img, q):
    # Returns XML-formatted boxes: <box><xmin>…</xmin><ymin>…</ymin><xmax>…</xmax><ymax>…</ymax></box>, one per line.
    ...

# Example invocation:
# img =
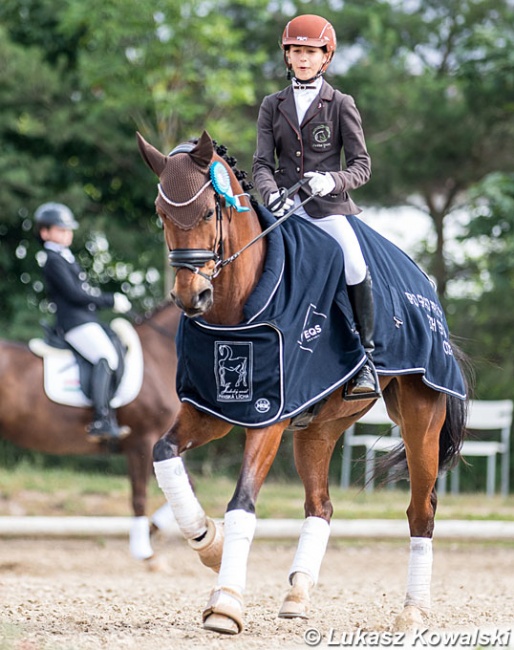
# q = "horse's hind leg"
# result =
<box><xmin>279</xmin><ymin>422</ymin><xmax>341</xmax><ymax>620</ymax></box>
<box><xmin>394</xmin><ymin>382</ymin><xmax>447</xmax><ymax>631</ymax></box>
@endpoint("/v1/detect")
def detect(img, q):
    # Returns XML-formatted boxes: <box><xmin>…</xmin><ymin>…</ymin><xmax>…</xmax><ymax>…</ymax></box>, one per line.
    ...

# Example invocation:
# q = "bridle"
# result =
<box><xmin>162</xmin><ymin>146</ymin><xmax>313</xmax><ymax>285</ymax></box>
<box><xmin>166</xmin><ymin>187</ymin><xmax>226</xmax><ymax>282</ymax></box>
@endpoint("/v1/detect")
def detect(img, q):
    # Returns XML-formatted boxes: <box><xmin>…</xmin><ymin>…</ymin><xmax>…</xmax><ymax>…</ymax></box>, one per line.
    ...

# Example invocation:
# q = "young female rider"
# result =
<box><xmin>35</xmin><ymin>202</ymin><xmax>132</xmax><ymax>441</ymax></box>
<box><xmin>252</xmin><ymin>14</ymin><xmax>377</xmax><ymax>397</ymax></box>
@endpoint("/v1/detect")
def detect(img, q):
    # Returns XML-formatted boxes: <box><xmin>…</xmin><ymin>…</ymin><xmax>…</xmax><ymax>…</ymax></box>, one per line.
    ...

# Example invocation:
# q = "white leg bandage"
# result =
<box><xmin>288</xmin><ymin>516</ymin><xmax>331</xmax><ymax>586</ymax></box>
<box><xmin>216</xmin><ymin>509</ymin><xmax>256</xmax><ymax>594</ymax></box>
<box><xmin>153</xmin><ymin>457</ymin><xmax>207</xmax><ymax>540</ymax></box>
<box><xmin>405</xmin><ymin>537</ymin><xmax>433</xmax><ymax>611</ymax></box>
<box><xmin>150</xmin><ymin>502</ymin><xmax>176</xmax><ymax>536</ymax></box>
<box><xmin>129</xmin><ymin>516</ymin><xmax>153</xmax><ymax>560</ymax></box>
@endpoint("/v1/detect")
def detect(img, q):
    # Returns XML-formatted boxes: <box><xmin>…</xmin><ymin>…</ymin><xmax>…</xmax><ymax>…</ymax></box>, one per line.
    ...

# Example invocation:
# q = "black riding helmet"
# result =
<box><xmin>34</xmin><ymin>202</ymin><xmax>79</xmax><ymax>231</ymax></box>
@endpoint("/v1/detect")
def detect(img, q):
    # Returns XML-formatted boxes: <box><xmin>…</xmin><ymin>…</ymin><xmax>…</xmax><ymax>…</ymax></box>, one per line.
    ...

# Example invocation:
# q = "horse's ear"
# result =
<box><xmin>189</xmin><ymin>130</ymin><xmax>214</xmax><ymax>169</ymax></box>
<box><xmin>136</xmin><ymin>132</ymin><xmax>168</xmax><ymax>177</ymax></box>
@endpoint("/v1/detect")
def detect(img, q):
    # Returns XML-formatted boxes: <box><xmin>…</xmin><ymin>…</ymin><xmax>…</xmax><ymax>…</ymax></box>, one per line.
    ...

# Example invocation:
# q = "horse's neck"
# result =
<box><xmin>207</xmin><ymin>206</ymin><xmax>266</xmax><ymax>326</ymax></box>
<box><xmin>139</xmin><ymin>304</ymin><xmax>181</xmax><ymax>342</ymax></box>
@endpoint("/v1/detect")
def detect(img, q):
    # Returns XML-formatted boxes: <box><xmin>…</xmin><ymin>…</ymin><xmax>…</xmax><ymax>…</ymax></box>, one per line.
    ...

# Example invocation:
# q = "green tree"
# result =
<box><xmin>0</xmin><ymin>1</ymin><xmax>170</xmax><ymax>337</ymax></box>
<box><xmin>330</xmin><ymin>0</ymin><xmax>514</xmax><ymax>298</ymax></box>
<box><xmin>447</xmin><ymin>173</ymin><xmax>514</xmax><ymax>397</ymax></box>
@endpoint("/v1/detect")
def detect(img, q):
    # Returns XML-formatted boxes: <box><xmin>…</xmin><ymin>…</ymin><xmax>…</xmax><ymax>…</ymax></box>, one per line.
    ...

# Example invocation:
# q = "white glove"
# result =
<box><xmin>268</xmin><ymin>191</ymin><xmax>294</xmax><ymax>218</ymax></box>
<box><xmin>113</xmin><ymin>292</ymin><xmax>132</xmax><ymax>314</ymax></box>
<box><xmin>305</xmin><ymin>171</ymin><xmax>336</xmax><ymax>197</ymax></box>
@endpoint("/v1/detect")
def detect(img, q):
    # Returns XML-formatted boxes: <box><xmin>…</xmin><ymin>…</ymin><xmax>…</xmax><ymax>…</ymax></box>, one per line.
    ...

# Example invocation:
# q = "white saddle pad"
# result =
<box><xmin>28</xmin><ymin>318</ymin><xmax>144</xmax><ymax>408</ymax></box>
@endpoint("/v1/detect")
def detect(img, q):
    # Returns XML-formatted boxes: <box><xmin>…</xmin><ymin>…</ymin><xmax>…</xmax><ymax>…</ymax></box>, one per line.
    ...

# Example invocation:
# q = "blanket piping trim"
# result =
<box><xmin>181</xmin><ymin>360</ymin><xmax>466</xmax><ymax>428</ymax></box>
<box><xmin>184</xmin><ymin>319</ymin><xmax>286</xmax><ymax>426</ymax></box>
<box><xmin>246</xmin><ymin>259</ymin><xmax>285</xmax><ymax>324</ymax></box>
<box><xmin>376</xmin><ymin>367</ymin><xmax>466</xmax><ymax>400</ymax></box>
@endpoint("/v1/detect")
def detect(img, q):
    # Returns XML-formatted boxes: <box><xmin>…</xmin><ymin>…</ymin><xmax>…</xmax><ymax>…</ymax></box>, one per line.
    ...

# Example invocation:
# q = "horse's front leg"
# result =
<box><xmin>279</xmin><ymin>421</ymin><xmax>342</xmax><ymax>620</ymax></box>
<box><xmin>202</xmin><ymin>422</ymin><xmax>286</xmax><ymax>635</ymax></box>
<box><xmin>152</xmin><ymin>405</ymin><xmax>232</xmax><ymax>571</ymax></box>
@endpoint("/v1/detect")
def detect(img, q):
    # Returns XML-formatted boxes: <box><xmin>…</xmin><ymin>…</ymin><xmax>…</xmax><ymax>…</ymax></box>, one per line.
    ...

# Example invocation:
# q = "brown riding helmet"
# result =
<box><xmin>281</xmin><ymin>14</ymin><xmax>337</xmax><ymax>73</ymax></box>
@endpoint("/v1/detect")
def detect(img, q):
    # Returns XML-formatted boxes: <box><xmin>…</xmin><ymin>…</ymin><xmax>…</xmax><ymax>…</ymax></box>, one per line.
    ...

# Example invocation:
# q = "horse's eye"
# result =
<box><xmin>204</xmin><ymin>209</ymin><xmax>214</xmax><ymax>222</ymax></box>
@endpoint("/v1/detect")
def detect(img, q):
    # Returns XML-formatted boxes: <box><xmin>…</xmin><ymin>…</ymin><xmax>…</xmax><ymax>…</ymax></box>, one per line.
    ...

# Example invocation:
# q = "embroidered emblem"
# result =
<box><xmin>254</xmin><ymin>398</ymin><xmax>271</xmax><ymax>413</ymax></box>
<box><xmin>297</xmin><ymin>303</ymin><xmax>327</xmax><ymax>353</ymax></box>
<box><xmin>310</xmin><ymin>123</ymin><xmax>332</xmax><ymax>151</ymax></box>
<box><xmin>215</xmin><ymin>342</ymin><xmax>253</xmax><ymax>402</ymax></box>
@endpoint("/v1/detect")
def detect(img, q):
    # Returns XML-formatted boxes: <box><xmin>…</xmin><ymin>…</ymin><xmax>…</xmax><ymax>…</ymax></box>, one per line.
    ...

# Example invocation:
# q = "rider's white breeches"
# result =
<box><xmin>64</xmin><ymin>322</ymin><xmax>119</xmax><ymax>370</ymax></box>
<box><xmin>293</xmin><ymin>197</ymin><xmax>367</xmax><ymax>286</ymax></box>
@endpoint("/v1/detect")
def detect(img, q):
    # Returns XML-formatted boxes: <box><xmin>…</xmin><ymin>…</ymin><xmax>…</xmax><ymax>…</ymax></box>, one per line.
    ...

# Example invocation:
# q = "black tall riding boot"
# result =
<box><xmin>87</xmin><ymin>358</ymin><xmax>131</xmax><ymax>443</ymax></box>
<box><xmin>347</xmin><ymin>268</ymin><xmax>378</xmax><ymax>395</ymax></box>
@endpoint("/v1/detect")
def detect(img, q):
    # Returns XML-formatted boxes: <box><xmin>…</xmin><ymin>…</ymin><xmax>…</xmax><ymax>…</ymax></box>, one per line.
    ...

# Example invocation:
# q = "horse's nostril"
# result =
<box><xmin>197</xmin><ymin>288</ymin><xmax>213</xmax><ymax>309</ymax></box>
<box><xmin>169</xmin><ymin>292</ymin><xmax>183</xmax><ymax>311</ymax></box>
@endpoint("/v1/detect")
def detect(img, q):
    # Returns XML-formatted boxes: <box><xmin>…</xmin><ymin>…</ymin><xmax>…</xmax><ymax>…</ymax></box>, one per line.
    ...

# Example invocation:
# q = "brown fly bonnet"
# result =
<box><xmin>139</xmin><ymin>130</ymin><xmax>215</xmax><ymax>231</ymax></box>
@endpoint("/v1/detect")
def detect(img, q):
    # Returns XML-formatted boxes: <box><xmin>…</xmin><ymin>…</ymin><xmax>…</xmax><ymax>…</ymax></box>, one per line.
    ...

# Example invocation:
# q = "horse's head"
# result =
<box><xmin>137</xmin><ymin>130</ymin><xmax>247</xmax><ymax>318</ymax></box>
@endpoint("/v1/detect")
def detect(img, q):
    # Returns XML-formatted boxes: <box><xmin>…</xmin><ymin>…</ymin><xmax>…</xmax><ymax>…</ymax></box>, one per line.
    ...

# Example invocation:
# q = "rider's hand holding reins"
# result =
<box><xmin>268</xmin><ymin>190</ymin><xmax>294</xmax><ymax>217</ymax></box>
<box><xmin>305</xmin><ymin>171</ymin><xmax>336</xmax><ymax>196</ymax></box>
<box><xmin>113</xmin><ymin>292</ymin><xmax>132</xmax><ymax>314</ymax></box>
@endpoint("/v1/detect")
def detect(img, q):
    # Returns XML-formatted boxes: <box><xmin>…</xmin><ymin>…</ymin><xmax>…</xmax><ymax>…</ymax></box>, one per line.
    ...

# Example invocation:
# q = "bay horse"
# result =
<box><xmin>136</xmin><ymin>130</ymin><xmax>470</xmax><ymax>635</ymax></box>
<box><xmin>0</xmin><ymin>302</ymin><xmax>181</xmax><ymax>561</ymax></box>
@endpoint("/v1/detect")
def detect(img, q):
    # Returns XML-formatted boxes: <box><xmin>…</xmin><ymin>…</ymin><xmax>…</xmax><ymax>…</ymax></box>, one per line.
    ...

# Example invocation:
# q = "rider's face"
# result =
<box><xmin>287</xmin><ymin>45</ymin><xmax>327</xmax><ymax>80</ymax></box>
<box><xmin>40</xmin><ymin>225</ymin><xmax>74</xmax><ymax>247</ymax></box>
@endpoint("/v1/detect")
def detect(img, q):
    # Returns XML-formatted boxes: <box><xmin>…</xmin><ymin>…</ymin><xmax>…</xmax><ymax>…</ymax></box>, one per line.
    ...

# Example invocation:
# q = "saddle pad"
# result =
<box><xmin>176</xmin><ymin>205</ymin><xmax>466</xmax><ymax>428</ymax></box>
<box><xmin>29</xmin><ymin>318</ymin><xmax>144</xmax><ymax>408</ymax></box>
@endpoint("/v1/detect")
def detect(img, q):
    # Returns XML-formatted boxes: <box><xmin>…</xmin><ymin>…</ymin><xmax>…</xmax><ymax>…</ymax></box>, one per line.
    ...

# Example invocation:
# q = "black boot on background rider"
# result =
<box><xmin>87</xmin><ymin>358</ymin><xmax>131</xmax><ymax>443</ymax></box>
<box><xmin>347</xmin><ymin>268</ymin><xmax>379</xmax><ymax>397</ymax></box>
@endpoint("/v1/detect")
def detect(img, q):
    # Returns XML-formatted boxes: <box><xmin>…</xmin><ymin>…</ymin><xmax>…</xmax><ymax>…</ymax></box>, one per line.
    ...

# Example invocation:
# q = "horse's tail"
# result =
<box><xmin>373</xmin><ymin>343</ymin><xmax>473</xmax><ymax>485</ymax></box>
<box><xmin>438</xmin><ymin>343</ymin><xmax>473</xmax><ymax>473</ymax></box>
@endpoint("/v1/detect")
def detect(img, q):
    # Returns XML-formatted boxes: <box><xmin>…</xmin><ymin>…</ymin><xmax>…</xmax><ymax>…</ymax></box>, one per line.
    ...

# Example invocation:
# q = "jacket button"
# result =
<box><xmin>296</xmin><ymin>167</ymin><xmax>300</xmax><ymax>172</ymax></box>
<box><xmin>295</xmin><ymin>151</ymin><xmax>301</xmax><ymax>157</ymax></box>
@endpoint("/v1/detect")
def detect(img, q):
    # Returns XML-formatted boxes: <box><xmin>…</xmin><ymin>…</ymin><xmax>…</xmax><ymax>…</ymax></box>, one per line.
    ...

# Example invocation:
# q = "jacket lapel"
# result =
<box><xmin>278</xmin><ymin>87</ymin><xmax>301</xmax><ymax>136</ymax></box>
<box><xmin>301</xmin><ymin>81</ymin><xmax>334</xmax><ymax>127</ymax></box>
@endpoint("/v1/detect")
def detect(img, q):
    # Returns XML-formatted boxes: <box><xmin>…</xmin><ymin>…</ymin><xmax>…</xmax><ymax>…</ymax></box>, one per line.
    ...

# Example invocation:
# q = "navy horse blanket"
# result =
<box><xmin>175</xmin><ymin>205</ymin><xmax>466</xmax><ymax>427</ymax></box>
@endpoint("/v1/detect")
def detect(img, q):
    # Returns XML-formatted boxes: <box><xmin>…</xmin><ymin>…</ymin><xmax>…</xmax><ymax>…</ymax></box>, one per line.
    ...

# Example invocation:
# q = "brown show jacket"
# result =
<box><xmin>252</xmin><ymin>80</ymin><xmax>371</xmax><ymax>217</ymax></box>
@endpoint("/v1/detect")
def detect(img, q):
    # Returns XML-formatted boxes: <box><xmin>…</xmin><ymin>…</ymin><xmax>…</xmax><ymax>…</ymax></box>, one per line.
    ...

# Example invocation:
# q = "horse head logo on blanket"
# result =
<box><xmin>216</xmin><ymin>343</ymin><xmax>251</xmax><ymax>402</ymax></box>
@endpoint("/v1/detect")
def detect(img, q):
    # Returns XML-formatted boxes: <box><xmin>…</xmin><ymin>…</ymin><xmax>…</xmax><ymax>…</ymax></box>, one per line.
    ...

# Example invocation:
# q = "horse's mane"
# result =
<box><xmin>212</xmin><ymin>140</ymin><xmax>254</xmax><ymax>195</ymax></box>
<box><xmin>184</xmin><ymin>136</ymin><xmax>254</xmax><ymax>195</ymax></box>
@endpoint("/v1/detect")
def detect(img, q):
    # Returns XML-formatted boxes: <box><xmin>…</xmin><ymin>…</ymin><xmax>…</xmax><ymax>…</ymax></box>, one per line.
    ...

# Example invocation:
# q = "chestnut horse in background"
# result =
<box><xmin>137</xmin><ymin>131</ymin><xmax>470</xmax><ymax>635</ymax></box>
<box><xmin>0</xmin><ymin>302</ymin><xmax>181</xmax><ymax>561</ymax></box>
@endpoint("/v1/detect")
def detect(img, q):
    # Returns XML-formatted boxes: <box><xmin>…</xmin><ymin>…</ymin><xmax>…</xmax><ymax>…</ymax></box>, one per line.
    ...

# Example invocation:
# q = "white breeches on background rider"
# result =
<box><xmin>64</xmin><ymin>322</ymin><xmax>119</xmax><ymax>370</ymax></box>
<box><xmin>293</xmin><ymin>196</ymin><xmax>367</xmax><ymax>286</ymax></box>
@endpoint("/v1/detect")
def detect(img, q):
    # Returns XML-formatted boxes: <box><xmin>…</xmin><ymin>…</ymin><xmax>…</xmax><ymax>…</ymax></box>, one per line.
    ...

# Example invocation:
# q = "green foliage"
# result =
<box><xmin>1</xmin><ymin>0</ymin><xmax>514</xmax><ymax>489</ymax></box>
<box><xmin>448</xmin><ymin>174</ymin><xmax>514</xmax><ymax>396</ymax></box>
<box><xmin>332</xmin><ymin>0</ymin><xmax>514</xmax><ymax>294</ymax></box>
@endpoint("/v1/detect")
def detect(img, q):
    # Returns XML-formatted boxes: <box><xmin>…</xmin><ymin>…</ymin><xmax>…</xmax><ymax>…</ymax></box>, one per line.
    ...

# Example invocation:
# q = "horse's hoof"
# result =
<box><xmin>202</xmin><ymin>587</ymin><xmax>244</xmax><ymax>635</ymax></box>
<box><xmin>393</xmin><ymin>605</ymin><xmax>428</xmax><ymax>632</ymax></box>
<box><xmin>188</xmin><ymin>517</ymin><xmax>224</xmax><ymax>573</ymax></box>
<box><xmin>278</xmin><ymin>571</ymin><xmax>312</xmax><ymax>619</ymax></box>
<box><xmin>278</xmin><ymin>598</ymin><xmax>309</xmax><ymax>619</ymax></box>
<box><xmin>203</xmin><ymin>613</ymin><xmax>239</xmax><ymax>635</ymax></box>
<box><xmin>143</xmin><ymin>555</ymin><xmax>170</xmax><ymax>573</ymax></box>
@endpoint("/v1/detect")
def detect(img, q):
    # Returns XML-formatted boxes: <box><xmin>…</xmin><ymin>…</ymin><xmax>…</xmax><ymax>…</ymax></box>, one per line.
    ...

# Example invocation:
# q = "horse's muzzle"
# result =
<box><xmin>170</xmin><ymin>283</ymin><xmax>213</xmax><ymax>317</ymax></box>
